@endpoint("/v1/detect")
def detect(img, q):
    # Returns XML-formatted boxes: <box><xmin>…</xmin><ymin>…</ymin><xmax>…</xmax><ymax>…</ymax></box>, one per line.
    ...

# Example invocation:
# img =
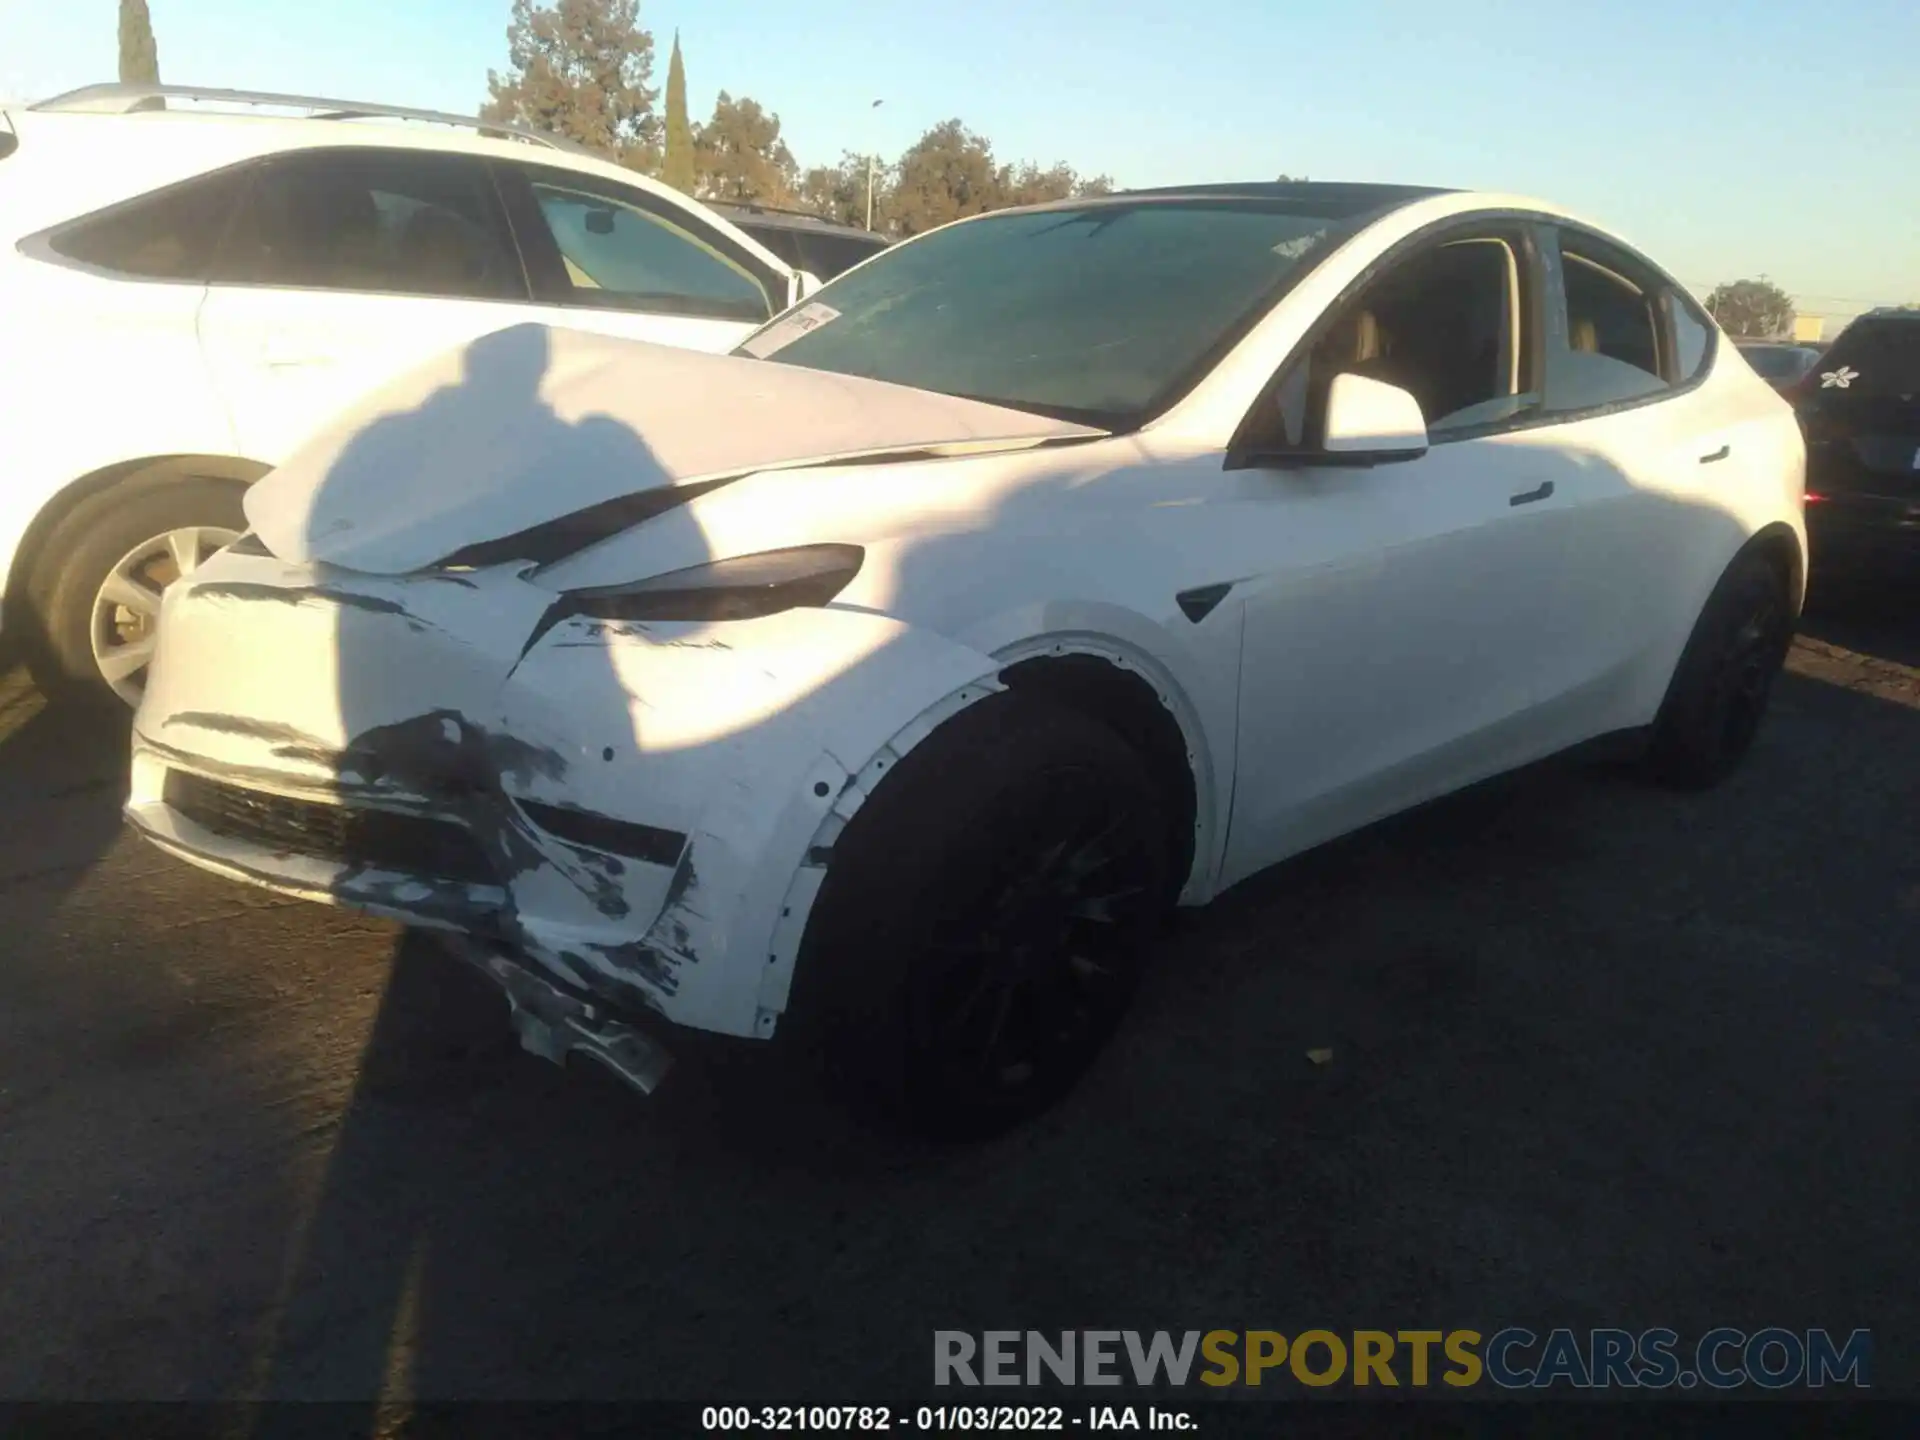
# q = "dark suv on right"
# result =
<box><xmin>1791</xmin><ymin>308</ymin><xmax>1920</xmax><ymax>571</ymax></box>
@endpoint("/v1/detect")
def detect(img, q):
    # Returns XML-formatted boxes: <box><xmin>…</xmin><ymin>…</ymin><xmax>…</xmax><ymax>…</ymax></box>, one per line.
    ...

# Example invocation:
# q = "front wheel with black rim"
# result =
<box><xmin>1646</xmin><ymin>551</ymin><xmax>1795</xmax><ymax>789</ymax></box>
<box><xmin>789</xmin><ymin>691</ymin><xmax>1174</xmax><ymax>1140</ymax></box>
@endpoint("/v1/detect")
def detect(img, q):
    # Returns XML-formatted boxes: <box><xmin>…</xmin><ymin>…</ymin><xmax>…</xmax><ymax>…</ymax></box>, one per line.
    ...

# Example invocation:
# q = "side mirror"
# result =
<box><xmin>1322</xmin><ymin>373</ymin><xmax>1429</xmax><ymax>462</ymax></box>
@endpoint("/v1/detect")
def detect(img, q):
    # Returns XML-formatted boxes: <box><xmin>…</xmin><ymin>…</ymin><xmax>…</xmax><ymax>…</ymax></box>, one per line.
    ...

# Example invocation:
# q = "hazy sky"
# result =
<box><xmin>6</xmin><ymin>0</ymin><xmax>1914</xmax><ymax>324</ymax></box>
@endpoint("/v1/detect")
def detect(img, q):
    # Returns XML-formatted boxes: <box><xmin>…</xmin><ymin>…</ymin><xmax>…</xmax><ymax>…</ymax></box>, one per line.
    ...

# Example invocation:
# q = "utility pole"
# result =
<box><xmin>866</xmin><ymin>98</ymin><xmax>884</xmax><ymax>231</ymax></box>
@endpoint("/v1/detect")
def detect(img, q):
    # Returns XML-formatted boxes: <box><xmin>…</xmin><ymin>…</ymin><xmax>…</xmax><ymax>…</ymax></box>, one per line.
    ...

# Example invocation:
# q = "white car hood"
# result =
<box><xmin>243</xmin><ymin>323</ymin><xmax>1102</xmax><ymax>574</ymax></box>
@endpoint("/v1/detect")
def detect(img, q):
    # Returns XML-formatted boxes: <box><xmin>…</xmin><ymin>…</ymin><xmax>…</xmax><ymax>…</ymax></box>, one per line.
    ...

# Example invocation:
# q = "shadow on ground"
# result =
<box><xmin>1801</xmin><ymin>560</ymin><xmax>1920</xmax><ymax>669</ymax></box>
<box><xmin>1</xmin><ymin>605</ymin><xmax>1915</xmax><ymax>1411</ymax></box>
<box><xmin>233</xmin><ymin>602</ymin><xmax>1920</xmax><ymax>1412</ymax></box>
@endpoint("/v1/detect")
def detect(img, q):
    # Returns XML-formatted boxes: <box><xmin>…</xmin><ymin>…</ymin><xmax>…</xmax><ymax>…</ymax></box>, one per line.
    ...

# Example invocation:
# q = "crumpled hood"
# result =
<box><xmin>244</xmin><ymin>322</ymin><xmax>1102</xmax><ymax>574</ymax></box>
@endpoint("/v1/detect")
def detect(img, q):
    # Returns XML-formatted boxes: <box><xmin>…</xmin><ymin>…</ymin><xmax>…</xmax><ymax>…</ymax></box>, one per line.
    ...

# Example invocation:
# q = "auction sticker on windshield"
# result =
<box><xmin>741</xmin><ymin>301</ymin><xmax>842</xmax><ymax>359</ymax></box>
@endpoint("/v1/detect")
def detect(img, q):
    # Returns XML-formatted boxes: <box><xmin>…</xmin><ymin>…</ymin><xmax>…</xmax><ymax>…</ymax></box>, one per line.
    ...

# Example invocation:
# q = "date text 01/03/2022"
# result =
<box><xmin>701</xmin><ymin>1405</ymin><xmax>1196</xmax><ymax>1431</ymax></box>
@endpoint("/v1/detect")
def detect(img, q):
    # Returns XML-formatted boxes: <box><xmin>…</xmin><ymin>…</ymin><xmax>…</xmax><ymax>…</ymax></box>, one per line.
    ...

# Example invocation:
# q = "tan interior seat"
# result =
<box><xmin>1571</xmin><ymin>318</ymin><xmax>1599</xmax><ymax>353</ymax></box>
<box><xmin>1351</xmin><ymin>308</ymin><xmax>1383</xmax><ymax>364</ymax></box>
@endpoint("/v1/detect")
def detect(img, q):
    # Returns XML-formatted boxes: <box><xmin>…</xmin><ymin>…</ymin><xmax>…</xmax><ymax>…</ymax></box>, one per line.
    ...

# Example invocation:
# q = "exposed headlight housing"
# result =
<box><xmin>555</xmin><ymin>544</ymin><xmax>865</xmax><ymax>624</ymax></box>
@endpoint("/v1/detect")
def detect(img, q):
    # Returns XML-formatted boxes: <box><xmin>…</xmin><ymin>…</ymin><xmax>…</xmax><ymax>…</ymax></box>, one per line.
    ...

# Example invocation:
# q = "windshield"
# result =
<box><xmin>734</xmin><ymin>200</ymin><xmax>1350</xmax><ymax>428</ymax></box>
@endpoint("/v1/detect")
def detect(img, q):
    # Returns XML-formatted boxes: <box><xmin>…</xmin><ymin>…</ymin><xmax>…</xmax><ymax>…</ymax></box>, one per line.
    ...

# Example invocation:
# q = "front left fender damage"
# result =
<box><xmin>498</xmin><ymin>605</ymin><xmax>1005</xmax><ymax>1037</ymax></box>
<box><xmin>129</xmin><ymin>560</ymin><xmax>1004</xmax><ymax>1046</ymax></box>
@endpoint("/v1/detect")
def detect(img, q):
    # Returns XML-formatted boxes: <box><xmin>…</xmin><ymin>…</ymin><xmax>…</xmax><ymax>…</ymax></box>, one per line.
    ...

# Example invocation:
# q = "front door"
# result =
<box><xmin>1219</xmin><ymin>227</ymin><xmax>1582</xmax><ymax>886</ymax></box>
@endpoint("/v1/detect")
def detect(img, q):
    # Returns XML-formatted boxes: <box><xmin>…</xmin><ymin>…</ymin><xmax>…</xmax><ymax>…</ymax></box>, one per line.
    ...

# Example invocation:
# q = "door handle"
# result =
<box><xmin>1699</xmin><ymin>444</ymin><xmax>1731</xmax><ymax>464</ymax></box>
<box><xmin>1509</xmin><ymin>480</ymin><xmax>1555</xmax><ymax>507</ymax></box>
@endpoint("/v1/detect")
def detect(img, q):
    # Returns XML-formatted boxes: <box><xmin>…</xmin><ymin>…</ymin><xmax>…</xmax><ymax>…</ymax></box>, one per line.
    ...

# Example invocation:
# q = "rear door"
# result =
<box><xmin>6</xmin><ymin>157</ymin><xmax>247</xmax><ymax>522</ymax></box>
<box><xmin>196</xmin><ymin>146</ymin><xmax>538</xmax><ymax>464</ymax></box>
<box><xmin>492</xmin><ymin>161</ymin><xmax>787</xmax><ymax>352</ymax></box>
<box><xmin>1520</xmin><ymin>226</ymin><xmax>1745</xmax><ymax>737</ymax></box>
<box><xmin>1797</xmin><ymin>316</ymin><xmax>1920</xmax><ymax>522</ymax></box>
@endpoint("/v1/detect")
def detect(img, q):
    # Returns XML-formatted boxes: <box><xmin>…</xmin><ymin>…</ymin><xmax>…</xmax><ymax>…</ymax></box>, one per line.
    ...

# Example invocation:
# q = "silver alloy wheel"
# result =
<box><xmin>90</xmin><ymin>525</ymin><xmax>242</xmax><ymax>706</ymax></box>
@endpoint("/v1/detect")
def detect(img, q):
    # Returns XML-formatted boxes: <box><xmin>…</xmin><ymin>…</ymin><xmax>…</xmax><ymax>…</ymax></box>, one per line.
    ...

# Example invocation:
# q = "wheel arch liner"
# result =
<box><xmin>988</xmin><ymin>631</ymin><xmax>1225</xmax><ymax>905</ymax></box>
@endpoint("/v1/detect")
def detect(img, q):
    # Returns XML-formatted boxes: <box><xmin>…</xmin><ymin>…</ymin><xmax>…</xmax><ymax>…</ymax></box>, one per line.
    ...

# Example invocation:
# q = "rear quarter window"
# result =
<box><xmin>1665</xmin><ymin>290</ymin><xmax>1713</xmax><ymax>382</ymax></box>
<box><xmin>46</xmin><ymin>168</ymin><xmax>247</xmax><ymax>281</ymax></box>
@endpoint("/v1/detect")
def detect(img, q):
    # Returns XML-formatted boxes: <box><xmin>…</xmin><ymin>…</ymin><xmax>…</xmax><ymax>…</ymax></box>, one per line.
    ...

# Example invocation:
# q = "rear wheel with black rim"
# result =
<box><xmin>789</xmin><ymin>691</ymin><xmax>1174</xmax><ymax>1140</ymax></box>
<box><xmin>1646</xmin><ymin>551</ymin><xmax>1795</xmax><ymax>789</ymax></box>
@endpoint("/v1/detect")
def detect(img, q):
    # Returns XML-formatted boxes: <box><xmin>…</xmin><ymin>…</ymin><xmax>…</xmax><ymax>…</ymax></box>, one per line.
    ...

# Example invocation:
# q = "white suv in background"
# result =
<box><xmin>0</xmin><ymin>83</ymin><xmax>812</xmax><ymax>705</ymax></box>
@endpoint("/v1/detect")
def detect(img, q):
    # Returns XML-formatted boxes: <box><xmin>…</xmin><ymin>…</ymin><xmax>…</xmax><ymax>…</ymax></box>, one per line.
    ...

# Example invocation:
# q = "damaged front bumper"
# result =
<box><xmin>443</xmin><ymin>934</ymin><xmax>674</xmax><ymax>1093</ymax></box>
<box><xmin>127</xmin><ymin>547</ymin><xmax>1001</xmax><ymax>1050</ymax></box>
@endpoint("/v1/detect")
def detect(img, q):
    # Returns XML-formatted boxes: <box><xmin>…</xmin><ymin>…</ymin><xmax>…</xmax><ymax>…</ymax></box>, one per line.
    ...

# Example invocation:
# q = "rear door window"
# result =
<box><xmin>1664</xmin><ymin>290</ymin><xmax>1714</xmax><ymax>383</ymax></box>
<box><xmin>1541</xmin><ymin>230</ymin><xmax>1690</xmax><ymax>415</ymax></box>
<box><xmin>212</xmin><ymin>148</ymin><xmax>526</xmax><ymax>301</ymax></box>
<box><xmin>1566</xmin><ymin>253</ymin><xmax>1659</xmax><ymax>375</ymax></box>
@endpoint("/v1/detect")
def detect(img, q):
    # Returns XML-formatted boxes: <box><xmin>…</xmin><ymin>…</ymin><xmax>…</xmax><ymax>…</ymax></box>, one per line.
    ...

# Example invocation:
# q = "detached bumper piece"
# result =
<box><xmin>437</xmin><ymin>934</ymin><xmax>675</xmax><ymax>1094</ymax></box>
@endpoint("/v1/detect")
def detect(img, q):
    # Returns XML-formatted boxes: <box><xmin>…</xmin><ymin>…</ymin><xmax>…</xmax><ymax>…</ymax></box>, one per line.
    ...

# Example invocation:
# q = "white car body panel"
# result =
<box><xmin>0</xmin><ymin>100</ymin><xmax>800</xmax><ymax>619</ymax></box>
<box><xmin>124</xmin><ymin>186</ymin><xmax>1807</xmax><ymax>1053</ymax></box>
<box><xmin>1221</xmin><ymin>423</ymin><xmax>1582</xmax><ymax>884</ymax></box>
<box><xmin>0</xmin><ymin>257</ymin><xmax>241</xmax><ymax>588</ymax></box>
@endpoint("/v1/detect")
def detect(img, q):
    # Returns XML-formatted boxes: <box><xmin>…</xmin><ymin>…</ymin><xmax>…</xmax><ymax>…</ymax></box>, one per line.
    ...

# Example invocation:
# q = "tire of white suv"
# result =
<box><xmin>22</xmin><ymin>470</ymin><xmax>248</xmax><ymax>708</ymax></box>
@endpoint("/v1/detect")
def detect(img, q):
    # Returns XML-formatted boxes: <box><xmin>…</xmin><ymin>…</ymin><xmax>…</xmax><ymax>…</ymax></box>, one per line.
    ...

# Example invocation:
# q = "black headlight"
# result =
<box><xmin>557</xmin><ymin>544</ymin><xmax>865</xmax><ymax>624</ymax></box>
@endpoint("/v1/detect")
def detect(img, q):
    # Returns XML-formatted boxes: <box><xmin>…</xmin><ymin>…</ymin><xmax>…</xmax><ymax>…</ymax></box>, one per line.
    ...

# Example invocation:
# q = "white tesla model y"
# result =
<box><xmin>126</xmin><ymin>182</ymin><xmax>1807</xmax><ymax>1136</ymax></box>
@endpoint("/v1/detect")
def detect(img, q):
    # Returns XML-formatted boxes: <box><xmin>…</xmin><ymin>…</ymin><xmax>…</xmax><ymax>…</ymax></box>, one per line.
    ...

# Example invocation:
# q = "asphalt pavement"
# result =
<box><xmin>0</xmin><ymin>583</ymin><xmax>1914</xmax><ymax>1405</ymax></box>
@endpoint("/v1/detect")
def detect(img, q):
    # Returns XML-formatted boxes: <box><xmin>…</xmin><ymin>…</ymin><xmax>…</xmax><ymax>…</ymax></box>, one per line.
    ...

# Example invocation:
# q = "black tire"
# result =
<box><xmin>21</xmin><ymin>473</ymin><xmax>248</xmax><ymax>707</ymax></box>
<box><xmin>788</xmin><ymin>690</ymin><xmax>1174</xmax><ymax>1140</ymax></box>
<box><xmin>1645</xmin><ymin>551</ymin><xmax>1794</xmax><ymax>789</ymax></box>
